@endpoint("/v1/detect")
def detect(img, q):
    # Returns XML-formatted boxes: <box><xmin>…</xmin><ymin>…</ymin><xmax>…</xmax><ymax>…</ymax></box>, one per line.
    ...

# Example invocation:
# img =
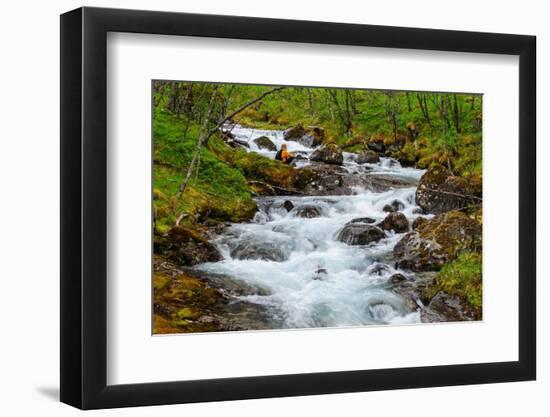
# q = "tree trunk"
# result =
<box><xmin>176</xmin><ymin>86</ymin><xmax>219</xmax><ymax>198</ymax></box>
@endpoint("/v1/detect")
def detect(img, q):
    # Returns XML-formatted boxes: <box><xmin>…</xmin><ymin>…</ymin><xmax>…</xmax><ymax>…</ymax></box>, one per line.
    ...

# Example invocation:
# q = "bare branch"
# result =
<box><xmin>206</xmin><ymin>86</ymin><xmax>285</xmax><ymax>144</ymax></box>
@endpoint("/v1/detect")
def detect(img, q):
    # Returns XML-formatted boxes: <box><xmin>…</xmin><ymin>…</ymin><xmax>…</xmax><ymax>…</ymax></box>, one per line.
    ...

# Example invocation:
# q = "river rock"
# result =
<box><xmin>229</xmin><ymin>240</ymin><xmax>288</xmax><ymax>262</ymax></box>
<box><xmin>348</xmin><ymin>217</ymin><xmax>376</xmax><ymax>224</ymax></box>
<box><xmin>294</xmin><ymin>204</ymin><xmax>322</xmax><ymax>218</ymax></box>
<box><xmin>416</xmin><ymin>164</ymin><xmax>482</xmax><ymax>214</ymax></box>
<box><xmin>337</xmin><ymin>223</ymin><xmax>385</xmax><ymax>245</ymax></box>
<box><xmin>253</xmin><ymin>135</ymin><xmax>277</xmax><ymax>151</ymax></box>
<box><xmin>367</xmin><ymin>136</ymin><xmax>385</xmax><ymax>153</ymax></box>
<box><xmin>367</xmin><ymin>263</ymin><xmax>392</xmax><ymax>276</ymax></box>
<box><xmin>154</xmin><ymin>227</ymin><xmax>222</xmax><ymax>266</ymax></box>
<box><xmin>380</xmin><ymin>212</ymin><xmax>409</xmax><ymax>233</ymax></box>
<box><xmin>391</xmin><ymin>271</ymin><xmax>435</xmax><ymax>310</ymax></box>
<box><xmin>356</xmin><ymin>150</ymin><xmax>380</xmax><ymax>164</ymax></box>
<box><xmin>309</xmin><ymin>143</ymin><xmax>344</xmax><ymax>165</ymax></box>
<box><xmin>383</xmin><ymin>199</ymin><xmax>405</xmax><ymax>212</ymax></box>
<box><xmin>393</xmin><ymin>210</ymin><xmax>481</xmax><ymax>271</ymax></box>
<box><xmin>421</xmin><ymin>291</ymin><xmax>476</xmax><ymax>322</ymax></box>
<box><xmin>389</xmin><ymin>273</ymin><xmax>407</xmax><ymax>284</ymax></box>
<box><xmin>283</xmin><ymin>200</ymin><xmax>294</xmax><ymax>212</ymax></box>
<box><xmin>284</xmin><ymin>125</ymin><xmax>324</xmax><ymax>147</ymax></box>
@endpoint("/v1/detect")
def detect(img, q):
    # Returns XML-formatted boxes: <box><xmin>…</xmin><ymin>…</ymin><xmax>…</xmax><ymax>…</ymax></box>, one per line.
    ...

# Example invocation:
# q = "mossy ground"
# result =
<box><xmin>429</xmin><ymin>251</ymin><xmax>482</xmax><ymax>319</ymax></box>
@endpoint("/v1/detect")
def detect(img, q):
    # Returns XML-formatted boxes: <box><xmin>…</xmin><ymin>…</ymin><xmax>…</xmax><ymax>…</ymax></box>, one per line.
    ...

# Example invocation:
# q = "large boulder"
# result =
<box><xmin>284</xmin><ymin>125</ymin><xmax>324</xmax><ymax>147</ymax></box>
<box><xmin>416</xmin><ymin>165</ymin><xmax>482</xmax><ymax>214</ymax></box>
<box><xmin>393</xmin><ymin>210</ymin><xmax>481</xmax><ymax>271</ymax></box>
<box><xmin>380</xmin><ymin>212</ymin><xmax>409</xmax><ymax>233</ymax></box>
<box><xmin>253</xmin><ymin>135</ymin><xmax>277</xmax><ymax>151</ymax></box>
<box><xmin>309</xmin><ymin>143</ymin><xmax>344</xmax><ymax>165</ymax></box>
<box><xmin>356</xmin><ymin>150</ymin><xmax>380</xmax><ymax>164</ymax></box>
<box><xmin>154</xmin><ymin>227</ymin><xmax>223</xmax><ymax>266</ymax></box>
<box><xmin>337</xmin><ymin>223</ymin><xmax>385</xmax><ymax>246</ymax></box>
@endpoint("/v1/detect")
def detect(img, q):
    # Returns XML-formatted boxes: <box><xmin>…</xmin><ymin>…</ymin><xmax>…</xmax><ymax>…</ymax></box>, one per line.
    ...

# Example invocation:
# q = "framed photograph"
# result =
<box><xmin>60</xmin><ymin>6</ymin><xmax>536</xmax><ymax>409</ymax></box>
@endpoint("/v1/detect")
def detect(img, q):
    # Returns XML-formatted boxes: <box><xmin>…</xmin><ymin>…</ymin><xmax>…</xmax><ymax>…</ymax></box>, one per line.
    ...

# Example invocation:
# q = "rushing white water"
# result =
<box><xmin>199</xmin><ymin>125</ymin><xmax>428</xmax><ymax>329</ymax></box>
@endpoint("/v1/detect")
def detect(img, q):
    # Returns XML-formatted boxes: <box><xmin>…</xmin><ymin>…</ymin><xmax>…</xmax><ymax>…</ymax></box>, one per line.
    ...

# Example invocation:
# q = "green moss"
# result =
<box><xmin>153</xmin><ymin>111</ymin><xmax>257</xmax><ymax>229</ymax></box>
<box><xmin>176</xmin><ymin>307</ymin><xmax>200</xmax><ymax>320</ymax></box>
<box><xmin>430</xmin><ymin>251</ymin><xmax>482</xmax><ymax>317</ymax></box>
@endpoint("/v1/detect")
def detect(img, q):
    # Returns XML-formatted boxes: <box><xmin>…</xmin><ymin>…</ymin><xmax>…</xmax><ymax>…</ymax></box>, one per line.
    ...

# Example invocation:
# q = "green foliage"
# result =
<box><xmin>431</xmin><ymin>251</ymin><xmax>483</xmax><ymax>317</ymax></box>
<box><xmin>152</xmin><ymin>81</ymin><xmax>483</xmax><ymax>229</ymax></box>
<box><xmin>153</xmin><ymin>111</ymin><xmax>257</xmax><ymax>230</ymax></box>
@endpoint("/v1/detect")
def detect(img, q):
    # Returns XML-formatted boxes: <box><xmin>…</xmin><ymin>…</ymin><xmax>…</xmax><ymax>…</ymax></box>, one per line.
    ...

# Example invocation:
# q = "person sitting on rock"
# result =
<box><xmin>275</xmin><ymin>144</ymin><xmax>294</xmax><ymax>164</ymax></box>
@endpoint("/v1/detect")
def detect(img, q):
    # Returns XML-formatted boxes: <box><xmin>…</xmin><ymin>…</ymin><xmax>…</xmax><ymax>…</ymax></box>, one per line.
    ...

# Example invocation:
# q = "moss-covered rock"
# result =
<box><xmin>253</xmin><ymin>135</ymin><xmax>277</xmax><ymax>151</ymax></box>
<box><xmin>379</xmin><ymin>211</ymin><xmax>409</xmax><ymax>233</ymax></box>
<box><xmin>424</xmin><ymin>251</ymin><xmax>482</xmax><ymax>320</ymax></box>
<box><xmin>393</xmin><ymin>210</ymin><xmax>481</xmax><ymax>271</ymax></box>
<box><xmin>309</xmin><ymin>142</ymin><xmax>344</xmax><ymax>165</ymax></box>
<box><xmin>154</xmin><ymin>226</ymin><xmax>223</xmax><ymax>266</ymax></box>
<box><xmin>416</xmin><ymin>164</ymin><xmax>482</xmax><ymax>214</ymax></box>
<box><xmin>153</xmin><ymin>256</ymin><xmax>275</xmax><ymax>334</ymax></box>
<box><xmin>283</xmin><ymin>124</ymin><xmax>324</xmax><ymax>147</ymax></box>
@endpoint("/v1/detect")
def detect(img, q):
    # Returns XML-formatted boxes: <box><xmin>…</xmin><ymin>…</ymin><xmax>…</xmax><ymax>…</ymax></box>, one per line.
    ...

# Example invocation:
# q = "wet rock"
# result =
<box><xmin>309</xmin><ymin>143</ymin><xmax>344</xmax><ymax>165</ymax></box>
<box><xmin>229</xmin><ymin>240</ymin><xmax>288</xmax><ymax>262</ymax></box>
<box><xmin>283</xmin><ymin>200</ymin><xmax>294</xmax><ymax>212</ymax></box>
<box><xmin>356</xmin><ymin>150</ymin><xmax>380</xmax><ymax>164</ymax></box>
<box><xmin>367</xmin><ymin>263</ymin><xmax>392</xmax><ymax>276</ymax></box>
<box><xmin>253</xmin><ymin>135</ymin><xmax>277</xmax><ymax>151</ymax></box>
<box><xmin>393</xmin><ymin>210</ymin><xmax>482</xmax><ymax>271</ymax></box>
<box><xmin>295</xmin><ymin>204</ymin><xmax>322</xmax><ymax>218</ymax></box>
<box><xmin>154</xmin><ymin>227</ymin><xmax>222</xmax><ymax>266</ymax></box>
<box><xmin>284</xmin><ymin>124</ymin><xmax>324</xmax><ymax>147</ymax></box>
<box><xmin>367</xmin><ymin>136</ymin><xmax>385</xmax><ymax>153</ymax></box>
<box><xmin>337</xmin><ymin>223</ymin><xmax>385</xmax><ymax>245</ymax></box>
<box><xmin>416</xmin><ymin>165</ymin><xmax>482</xmax><ymax>214</ymax></box>
<box><xmin>389</xmin><ymin>273</ymin><xmax>407</xmax><ymax>284</ymax></box>
<box><xmin>383</xmin><ymin>200</ymin><xmax>405</xmax><ymax>212</ymax></box>
<box><xmin>391</xmin><ymin>271</ymin><xmax>436</xmax><ymax>310</ymax></box>
<box><xmin>421</xmin><ymin>291</ymin><xmax>476</xmax><ymax>322</ymax></box>
<box><xmin>348</xmin><ymin>217</ymin><xmax>376</xmax><ymax>224</ymax></box>
<box><xmin>312</xmin><ymin>268</ymin><xmax>328</xmax><ymax>280</ymax></box>
<box><xmin>380</xmin><ymin>212</ymin><xmax>409</xmax><ymax>233</ymax></box>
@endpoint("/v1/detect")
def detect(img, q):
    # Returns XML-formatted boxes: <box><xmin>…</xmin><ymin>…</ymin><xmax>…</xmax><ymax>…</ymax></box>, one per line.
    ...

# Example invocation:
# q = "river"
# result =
<box><xmin>197</xmin><ymin>125</ymin><xmax>429</xmax><ymax>330</ymax></box>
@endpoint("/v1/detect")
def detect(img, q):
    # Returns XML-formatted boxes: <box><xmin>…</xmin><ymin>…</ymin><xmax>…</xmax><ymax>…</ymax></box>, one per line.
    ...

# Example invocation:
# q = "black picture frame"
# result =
<box><xmin>60</xmin><ymin>6</ymin><xmax>536</xmax><ymax>410</ymax></box>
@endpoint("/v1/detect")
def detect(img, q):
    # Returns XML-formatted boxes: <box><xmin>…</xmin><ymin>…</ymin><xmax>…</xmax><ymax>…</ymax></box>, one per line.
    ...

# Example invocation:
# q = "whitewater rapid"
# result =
<box><xmin>198</xmin><ymin>125</ymin><xmax>427</xmax><ymax>329</ymax></box>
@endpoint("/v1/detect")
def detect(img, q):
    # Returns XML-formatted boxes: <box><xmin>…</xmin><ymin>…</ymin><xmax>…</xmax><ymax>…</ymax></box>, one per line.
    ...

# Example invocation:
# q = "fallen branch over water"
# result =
<box><xmin>248</xmin><ymin>180</ymin><xmax>306</xmax><ymax>196</ymax></box>
<box><xmin>423</xmin><ymin>187</ymin><xmax>483</xmax><ymax>202</ymax></box>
